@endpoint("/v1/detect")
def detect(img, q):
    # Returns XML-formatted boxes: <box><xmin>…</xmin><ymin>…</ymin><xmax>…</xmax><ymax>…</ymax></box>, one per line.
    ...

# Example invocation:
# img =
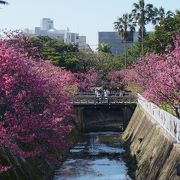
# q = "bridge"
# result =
<box><xmin>73</xmin><ymin>92</ymin><xmax>137</xmax><ymax>105</ymax></box>
<box><xmin>73</xmin><ymin>92</ymin><xmax>137</xmax><ymax>132</ymax></box>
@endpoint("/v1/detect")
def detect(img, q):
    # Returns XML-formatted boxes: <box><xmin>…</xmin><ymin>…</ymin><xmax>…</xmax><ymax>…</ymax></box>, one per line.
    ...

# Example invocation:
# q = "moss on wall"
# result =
<box><xmin>122</xmin><ymin>105</ymin><xmax>180</xmax><ymax>180</ymax></box>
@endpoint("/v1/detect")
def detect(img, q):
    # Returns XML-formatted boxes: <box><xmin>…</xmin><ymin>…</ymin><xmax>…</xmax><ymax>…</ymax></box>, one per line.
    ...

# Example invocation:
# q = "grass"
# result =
<box><xmin>125</xmin><ymin>85</ymin><xmax>143</xmax><ymax>94</ymax></box>
<box><xmin>160</xmin><ymin>103</ymin><xmax>177</xmax><ymax>117</ymax></box>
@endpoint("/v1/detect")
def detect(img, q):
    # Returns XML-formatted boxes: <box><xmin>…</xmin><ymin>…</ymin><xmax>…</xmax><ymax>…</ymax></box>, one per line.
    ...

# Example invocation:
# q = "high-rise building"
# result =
<box><xmin>78</xmin><ymin>36</ymin><xmax>87</xmax><ymax>49</ymax></box>
<box><xmin>41</xmin><ymin>18</ymin><xmax>54</xmax><ymax>31</ymax></box>
<box><xmin>32</xmin><ymin>18</ymin><xmax>88</xmax><ymax>49</ymax></box>
<box><xmin>64</xmin><ymin>32</ymin><xmax>79</xmax><ymax>44</ymax></box>
<box><xmin>98</xmin><ymin>32</ymin><xmax>138</xmax><ymax>55</ymax></box>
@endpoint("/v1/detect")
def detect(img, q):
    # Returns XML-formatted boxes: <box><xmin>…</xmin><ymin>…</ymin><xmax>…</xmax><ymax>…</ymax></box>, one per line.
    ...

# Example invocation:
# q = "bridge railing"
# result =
<box><xmin>73</xmin><ymin>93</ymin><xmax>137</xmax><ymax>104</ymax></box>
<box><xmin>138</xmin><ymin>94</ymin><xmax>180</xmax><ymax>144</ymax></box>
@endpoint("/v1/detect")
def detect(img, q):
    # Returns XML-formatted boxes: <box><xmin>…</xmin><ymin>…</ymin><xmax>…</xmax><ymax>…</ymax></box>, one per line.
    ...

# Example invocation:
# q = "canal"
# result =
<box><xmin>54</xmin><ymin>132</ymin><xmax>131</xmax><ymax>180</ymax></box>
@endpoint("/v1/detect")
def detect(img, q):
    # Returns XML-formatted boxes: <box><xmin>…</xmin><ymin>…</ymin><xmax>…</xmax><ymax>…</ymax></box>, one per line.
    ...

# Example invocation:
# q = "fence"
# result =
<box><xmin>138</xmin><ymin>94</ymin><xmax>180</xmax><ymax>144</ymax></box>
<box><xmin>73</xmin><ymin>94</ymin><xmax>137</xmax><ymax>105</ymax></box>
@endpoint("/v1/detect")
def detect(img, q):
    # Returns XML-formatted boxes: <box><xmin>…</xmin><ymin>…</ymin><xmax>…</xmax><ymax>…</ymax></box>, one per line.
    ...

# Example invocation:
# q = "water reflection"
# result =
<box><xmin>54</xmin><ymin>132</ymin><xmax>131</xmax><ymax>180</ymax></box>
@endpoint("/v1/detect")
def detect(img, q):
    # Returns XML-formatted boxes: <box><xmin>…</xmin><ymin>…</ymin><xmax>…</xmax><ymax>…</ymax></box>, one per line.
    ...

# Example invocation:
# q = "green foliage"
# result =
<box><xmin>66</xmin><ymin>85</ymin><xmax>78</xmax><ymax>95</ymax></box>
<box><xmin>114</xmin><ymin>13</ymin><xmax>135</xmax><ymax>42</ymax></box>
<box><xmin>31</xmin><ymin>36</ymin><xmax>126</xmax><ymax>74</ymax></box>
<box><xmin>160</xmin><ymin>104</ymin><xmax>176</xmax><ymax>117</ymax></box>
<box><xmin>127</xmin><ymin>13</ymin><xmax>180</xmax><ymax>61</ymax></box>
<box><xmin>143</xmin><ymin>14</ymin><xmax>180</xmax><ymax>54</ymax></box>
<box><xmin>152</xmin><ymin>13</ymin><xmax>180</xmax><ymax>53</ymax></box>
<box><xmin>73</xmin><ymin>51</ymin><xmax>97</xmax><ymax>72</ymax></box>
<box><xmin>76</xmin><ymin>51</ymin><xmax>125</xmax><ymax>75</ymax></box>
<box><xmin>114</xmin><ymin>0</ymin><xmax>179</xmax><ymax>62</ymax></box>
<box><xmin>97</xmin><ymin>53</ymin><xmax>124</xmax><ymax>71</ymax></box>
<box><xmin>98</xmin><ymin>43</ymin><xmax>112</xmax><ymax>54</ymax></box>
<box><xmin>31</xmin><ymin>36</ymin><xmax>80</xmax><ymax>72</ymax></box>
<box><xmin>127</xmin><ymin>42</ymin><xmax>141</xmax><ymax>64</ymax></box>
<box><xmin>138</xmin><ymin>13</ymin><xmax>180</xmax><ymax>55</ymax></box>
<box><xmin>126</xmin><ymin>85</ymin><xmax>144</xmax><ymax>94</ymax></box>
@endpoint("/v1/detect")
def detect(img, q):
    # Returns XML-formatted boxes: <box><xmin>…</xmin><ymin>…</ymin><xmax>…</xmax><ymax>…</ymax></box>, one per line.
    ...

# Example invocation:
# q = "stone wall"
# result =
<box><xmin>122</xmin><ymin>105</ymin><xmax>180</xmax><ymax>180</ymax></box>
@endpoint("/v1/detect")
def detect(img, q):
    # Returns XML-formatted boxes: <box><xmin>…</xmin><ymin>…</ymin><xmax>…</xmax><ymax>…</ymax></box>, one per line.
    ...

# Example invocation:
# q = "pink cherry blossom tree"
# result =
<box><xmin>75</xmin><ymin>68</ymin><xmax>99</xmax><ymax>91</ymax></box>
<box><xmin>106</xmin><ymin>70</ymin><xmax>127</xmax><ymax>90</ymax></box>
<box><xmin>125</xmin><ymin>36</ymin><xmax>180</xmax><ymax>117</ymax></box>
<box><xmin>0</xmin><ymin>33</ymin><xmax>77</xmax><ymax>173</ymax></box>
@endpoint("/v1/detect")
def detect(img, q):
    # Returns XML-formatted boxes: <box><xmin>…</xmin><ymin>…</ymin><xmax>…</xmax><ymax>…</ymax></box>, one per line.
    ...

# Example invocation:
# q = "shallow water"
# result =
<box><xmin>54</xmin><ymin>132</ymin><xmax>131</xmax><ymax>180</ymax></box>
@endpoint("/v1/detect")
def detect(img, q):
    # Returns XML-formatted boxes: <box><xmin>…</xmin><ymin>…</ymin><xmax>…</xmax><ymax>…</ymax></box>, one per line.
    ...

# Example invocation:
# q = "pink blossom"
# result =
<box><xmin>0</xmin><ymin>33</ymin><xmax>77</xmax><ymax>173</ymax></box>
<box><xmin>125</xmin><ymin>36</ymin><xmax>180</xmax><ymax>116</ymax></box>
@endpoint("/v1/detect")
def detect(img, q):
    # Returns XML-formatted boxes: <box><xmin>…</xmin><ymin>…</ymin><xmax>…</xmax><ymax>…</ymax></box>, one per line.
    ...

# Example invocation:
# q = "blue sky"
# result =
<box><xmin>0</xmin><ymin>0</ymin><xmax>179</xmax><ymax>47</ymax></box>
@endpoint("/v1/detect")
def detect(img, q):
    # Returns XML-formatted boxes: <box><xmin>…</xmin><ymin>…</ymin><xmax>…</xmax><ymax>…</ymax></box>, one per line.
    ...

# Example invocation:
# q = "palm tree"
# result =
<box><xmin>114</xmin><ymin>13</ymin><xmax>135</xmax><ymax>68</ymax></box>
<box><xmin>132</xmin><ymin>0</ymin><xmax>155</xmax><ymax>53</ymax></box>
<box><xmin>175</xmin><ymin>9</ymin><xmax>180</xmax><ymax>16</ymax></box>
<box><xmin>152</xmin><ymin>7</ymin><xmax>174</xmax><ymax>25</ymax></box>
<box><xmin>0</xmin><ymin>1</ymin><xmax>8</xmax><ymax>5</ymax></box>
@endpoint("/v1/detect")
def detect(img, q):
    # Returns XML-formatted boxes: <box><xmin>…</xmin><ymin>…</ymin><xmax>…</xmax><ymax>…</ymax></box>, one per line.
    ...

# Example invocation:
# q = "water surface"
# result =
<box><xmin>54</xmin><ymin>132</ymin><xmax>131</xmax><ymax>180</ymax></box>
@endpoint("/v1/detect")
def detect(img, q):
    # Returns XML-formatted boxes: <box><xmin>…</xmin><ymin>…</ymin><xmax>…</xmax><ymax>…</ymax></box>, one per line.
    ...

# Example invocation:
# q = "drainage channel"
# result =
<box><xmin>54</xmin><ymin>132</ymin><xmax>131</xmax><ymax>180</ymax></box>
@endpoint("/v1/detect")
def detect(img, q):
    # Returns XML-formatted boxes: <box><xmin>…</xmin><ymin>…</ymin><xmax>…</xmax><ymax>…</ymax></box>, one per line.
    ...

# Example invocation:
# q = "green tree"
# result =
<box><xmin>74</xmin><ymin>50</ymin><xmax>97</xmax><ymax>72</ymax></box>
<box><xmin>114</xmin><ymin>13</ymin><xmax>135</xmax><ymax>68</ymax></box>
<box><xmin>98</xmin><ymin>43</ymin><xmax>112</xmax><ymax>54</ymax></box>
<box><xmin>97</xmin><ymin>53</ymin><xmax>124</xmax><ymax>72</ymax></box>
<box><xmin>176</xmin><ymin>9</ymin><xmax>180</xmax><ymax>16</ymax></box>
<box><xmin>127</xmin><ymin>41</ymin><xmax>141</xmax><ymax>63</ymax></box>
<box><xmin>132</xmin><ymin>0</ymin><xmax>155</xmax><ymax>53</ymax></box>
<box><xmin>31</xmin><ymin>36</ymin><xmax>80</xmax><ymax>72</ymax></box>
<box><xmin>158</xmin><ymin>7</ymin><xmax>174</xmax><ymax>20</ymax></box>
<box><xmin>128</xmin><ymin>13</ymin><xmax>180</xmax><ymax>59</ymax></box>
<box><xmin>31</xmin><ymin>36</ymin><xmax>126</xmax><ymax>74</ymax></box>
<box><xmin>152</xmin><ymin>7</ymin><xmax>174</xmax><ymax>25</ymax></box>
<box><xmin>152</xmin><ymin>13</ymin><xmax>180</xmax><ymax>52</ymax></box>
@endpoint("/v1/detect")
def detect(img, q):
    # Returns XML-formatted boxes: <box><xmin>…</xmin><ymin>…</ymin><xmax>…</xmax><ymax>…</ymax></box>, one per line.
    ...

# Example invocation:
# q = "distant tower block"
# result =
<box><xmin>41</xmin><ymin>18</ymin><xmax>54</xmax><ymax>31</ymax></box>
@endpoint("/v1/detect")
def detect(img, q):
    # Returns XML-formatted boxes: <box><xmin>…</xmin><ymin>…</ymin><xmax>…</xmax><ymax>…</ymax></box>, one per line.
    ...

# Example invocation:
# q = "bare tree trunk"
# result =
<box><xmin>141</xmin><ymin>10</ymin><xmax>145</xmax><ymax>54</ymax></box>
<box><xmin>125</xmin><ymin>39</ymin><xmax>127</xmax><ymax>69</ymax></box>
<box><xmin>141</xmin><ymin>24</ymin><xmax>144</xmax><ymax>54</ymax></box>
<box><xmin>124</xmin><ymin>39</ymin><xmax>127</xmax><ymax>69</ymax></box>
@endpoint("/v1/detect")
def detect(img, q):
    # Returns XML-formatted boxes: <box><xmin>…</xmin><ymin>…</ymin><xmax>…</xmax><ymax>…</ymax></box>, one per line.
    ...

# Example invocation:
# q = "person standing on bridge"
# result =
<box><xmin>99</xmin><ymin>89</ymin><xmax>104</xmax><ymax>103</ymax></box>
<box><xmin>103</xmin><ymin>89</ymin><xmax>110</xmax><ymax>103</ymax></box>
<box><xmin>119</xmin><ymin>91</ymin><xmax>123</xmax><ymax>97</ymax></box>
<box><xmin>95</xmin><ymin>89</ymin><xmax>100</xmax><ymax>103</ymax></box>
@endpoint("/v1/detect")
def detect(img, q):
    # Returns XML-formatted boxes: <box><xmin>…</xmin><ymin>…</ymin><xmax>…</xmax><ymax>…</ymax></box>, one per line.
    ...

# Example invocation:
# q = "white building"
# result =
<box><xmin>78</xmin><ymin>36</ymin><xmax>87</xmax><ymax>49</ymax></box>
<box><xmin>64</xmin><ymin>31</ymin><xmax>79</xmax><ymax>44</ymax></box>
<box><xmin>33</xmin><ymin>18</ymin><xmax>87</xmax><ymax>49</ymax></box>
<box><xmin>41</xmin><ymin>18</ymin><xmax>54</xmax><ymax>31</ymax></box>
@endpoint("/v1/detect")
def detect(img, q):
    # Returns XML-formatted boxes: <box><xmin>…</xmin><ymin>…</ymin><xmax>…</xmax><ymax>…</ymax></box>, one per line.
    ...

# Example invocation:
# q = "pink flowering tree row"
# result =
<box><xmin>0</xmin><ymin>35</ymin><xmax>78</xmax><ymax>173</ymax></box>
<box><xmin>106</xmin><ymin>70</ymin><xmax>127</xmax><ymax>90</ymax></box>
<box><xmin>125</xmin><ymin>36</ymin><xmax>180</xmax><ymax>117</ymax></box>
<box><xmin>3</xmin><ymin>31</ymin><xmax>42</xmax><ymax>60</ymax></box>
<box><xmin>76</xmin><ymin>69</ymin><xmax>128</xmax><ymax>91</ymax></box>
<box><xmin>75</xmin><ymin>68</ymin><xmax>99</xmax><ymax>91</ymax></box>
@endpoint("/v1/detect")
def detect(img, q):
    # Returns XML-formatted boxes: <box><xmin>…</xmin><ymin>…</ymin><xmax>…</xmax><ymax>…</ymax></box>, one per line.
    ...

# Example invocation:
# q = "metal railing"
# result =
<box><xmin>138</xmin><ymin>94</ymin><xmax>180</xmax><ymax>144</ymax></box>
<box><xmin>73</xmin><ymin>93</ymin><xmax>137</xmax><ymax>105</ymax></box>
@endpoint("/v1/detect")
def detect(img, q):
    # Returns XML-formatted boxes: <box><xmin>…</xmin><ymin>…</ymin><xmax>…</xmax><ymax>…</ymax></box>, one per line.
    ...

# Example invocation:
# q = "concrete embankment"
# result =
<box><xmin>0</xmin><ymin>128</ymin><xmax>79</xmax><ymax>180</ymax></box>
<box><xmin>122</xmin><ymin>105</ymin><xmax>180</xmax><ymax>180</ymax></box>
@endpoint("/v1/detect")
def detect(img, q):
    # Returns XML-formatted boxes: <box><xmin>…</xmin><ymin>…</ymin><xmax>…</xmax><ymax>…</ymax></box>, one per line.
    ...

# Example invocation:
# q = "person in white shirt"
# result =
<box><xmin>95</xmin><ymin>89</ymin><xmax>100</xmax><ymax>103</ymax></box>
<box><xmin>103</xmin><ymin>89</ymin><xmax>110</xmax><ymax>103</ymax></box>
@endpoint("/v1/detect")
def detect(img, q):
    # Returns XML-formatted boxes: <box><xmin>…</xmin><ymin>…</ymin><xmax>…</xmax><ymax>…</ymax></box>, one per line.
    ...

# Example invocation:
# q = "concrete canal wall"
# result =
<box><xmin>122</xmin><ymin>105</ymin><xmax>180</xmax><ymax>180</ymax></box>
<box><xmin>75</xmin><ymin>104</ymin><xmax>136</xmax><ymax>132</ymax></box>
